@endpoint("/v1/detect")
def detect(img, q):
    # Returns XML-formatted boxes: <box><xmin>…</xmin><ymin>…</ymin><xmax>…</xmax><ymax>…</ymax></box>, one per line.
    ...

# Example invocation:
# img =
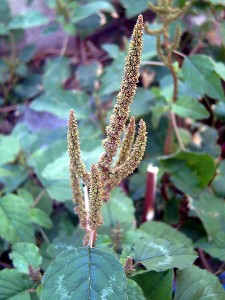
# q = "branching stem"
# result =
<box><xmin>166</xmin><ymin>46</ymin><xmax>185</xmax><ymax>151</ymax></box>
<box><xmin>83</xmin><ymin>185</ymin><xmax>97</xmax><ymax>247</ymax></box>
<box><xmin>32</xmin><ymin>190</ymin><xmax>45</xmax><ymax>208</ymax></box>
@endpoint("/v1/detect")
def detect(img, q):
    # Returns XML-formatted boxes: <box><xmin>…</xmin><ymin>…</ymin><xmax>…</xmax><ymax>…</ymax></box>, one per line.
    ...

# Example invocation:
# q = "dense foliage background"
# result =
<box><xmin>0</xmin><ymin>0</ymin><xmax>225</xmax><ymax>299</ymax></box>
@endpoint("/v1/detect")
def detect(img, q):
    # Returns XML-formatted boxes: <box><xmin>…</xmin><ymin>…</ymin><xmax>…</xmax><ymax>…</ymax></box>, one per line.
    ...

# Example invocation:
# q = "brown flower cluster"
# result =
<box><xmin>67</xmin><ymin>15</ymin><xmax>147</xmax><ymax>234</ymax></box>
<box><xmin>145</xmin><ymin>0</ymin><xmax>193</xmax><ymax>66</ymax></box>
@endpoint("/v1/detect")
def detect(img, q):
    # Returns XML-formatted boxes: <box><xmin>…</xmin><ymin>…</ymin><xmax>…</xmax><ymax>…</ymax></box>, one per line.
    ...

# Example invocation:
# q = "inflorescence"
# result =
<box><xmin>67</xmin><ymin>15</ymin><xmax>147</xmax><ymax>241</ymax></box>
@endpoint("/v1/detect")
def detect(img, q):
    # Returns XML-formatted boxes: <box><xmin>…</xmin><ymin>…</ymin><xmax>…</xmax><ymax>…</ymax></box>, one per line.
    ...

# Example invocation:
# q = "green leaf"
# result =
<box><xmin>17</xmin><ymin>188</ymin><xmax>33</xmax><ymax>206</ymax></box>
<box><xmin>102</xmin><ymin>44</ymin><xmax>121</xmax><ymax>59</ymax></box>
<box><xmin>0</xmin><ymin>135</ymin><xmax>20</xmax><ymax>166</ymax></box>
<box><xmin>14</xmin><ymin>74</ymin><xmax>42</xmax><ymax>99</ymax></box>
<box><xmin>0</xmin><ymin>194</ymin><xmax>34</xmax><ymax>244</ymax></box>
<box><xmin>120</xmin><ymin>0</ymin><xmax>151</xmax><ymax>18</ymax></box>
<box><xmin>62</xmin><ymin>23</ymin><xmax>76</xmax><ymax>36</ymax></box>
<box><xmin>76</xmin><ymin>62</ymin><xmax>100</xmax><ymax>94</ymax></box>
<box><xmin>19</xmin><ymin>45</ymin><xmax>36</xmax><ymax>63</ymax></box>
<box><xmin>176</xmin><ymin>128</ymin><xmax>191</xmax><ymax>147</ymax></box>
<box><xmin>0</xmin><ymin>167</ymin><xmax>12</xmax><ymax>177</ymax></box>
<box><xmin>42</xmin><ymin>147</ymin><xmax>103</xmax><ymax>181</ymax></box>
<box><xmin>8</xmin><ymin>11</ymin><xmax>49</xmax><ymax>29</ymax></box>
<box><xmin>43</xmin><ymin>57</ymin><xmax>70</xmax><ymax>90</ymax></box>
<box><xmin>192</xmin><ymin>126</ymin><xmax>220</xmax><ymax>158</ymax></box>
<box><xmin>214</xmin><ymin>101</ymin><xmax>225</xmax><ymax>119</ymax></box>
<box><xmin>127</xmin><ymin>279</ymin><xmax>145</xmax><ymax>300</ymax></box>
<box><xmin>140</xmin><ymin>221</ymin><xmax>193</xmax><ymax>246</ymax></box>
<box><xmin>47</xmin><ymin>230</ymin><xmax>84</xmax><ymax>258</ymax></box>
<box><xmin>15</xmin><ymin>63</ymin><xmax>29</xmax><ymax>77</ymax></box>
<box><xmin>195</xmin><ymin>235</ymin><xmax>225</xmax><ymax>261</ymax></box>
<box><xmin>142</xmin><ymin>34</ymin><xmax>157</xmax><ymax>60</ymax></box>
<box><xmin>42</xmin><ymin>152</ymin><xmax>70</xmax><ymax>181</ymax></box>
<box><xmin>197</xmin><ymin>235</ymin><xmax>224</xmax><ymax>260</ymax></box>
<box><xmin>130</xmin><ymin>88</ymin><xmax>155</xmax><ymax>117</ymax></box>
<box><xmin>31</xmin><ymin>89</ymin><xmax>89</xmax><ymax>120</ymax></box>
<box><xmin>182</xmin><ymin>55</ymin><xmax>225</xmax><ymax>102</ymax></box>
<box><xmin>100</xmin><ymin>36</ymin><xmax>156</xmax><ymax>96</ymax></box>
<box><xmin>212</xmin><ymin>61</ymin><xmax>225</xmax><ymax>81</ymax></box>
<box><xmin>71</xmin><ymin>2</ymin><xmax>115</xmax><ymax>23</ymax></box>
<box><xmin>0</xmin><ymin>269</ymin><xmax>33</xmax><ymax>300</ymax></box>
<box><xmin>30</xmin><ymin>208</ymin><xmax>53</xmax><ymax>229</ymax></box>
<box><xmin>132</xmin><ymin>270</ymin><xmax>173</xmax><ymax>300</ymax></box>
<box><xmin>132</xmin><ymin>221</ymin><xmax>197</xmax><ymax>272</ymax></box>
<box><xmin>189</xmin><ymin>191</ymin><xmax>225</xmax><ymax>241</ymax></box>
<box><xmin>0</xmin><ymin>165</ymin><xmax>28</xmax><ymax>194</ymax></box>
<box><xmin>160</xmin><ymin>151</ymin><xmax>216</xmax><ymax>195</ymax></box>
<box><xmin>100</xmin><ymin>188</ymin><xmax>135</xmax><ymax>233</ymax></box>
<box><xmin>10</xmin><ymin>242</ymin><xmax>42</xmax><ymax>274</ymax></box>
<box><xmin>42</xmin><ymin>247</ymin><xmax>127</xmax><ymax>299</ymax></box>
<box><xmin>39</xmin><ymin>138</ymin><xmax>102</xmax><ymax>202</ymax></box>
<box><xmin>0</xmin><ymin>0</ymin><xmax>11</xmax><ymax>23</ymax></box>
<box><xmin>99</xmin><ymin>48</ymin><xmax>125</xmax><ymax>96</ymax></box>
<box><xmin>28</xmin><ymin>139</ymin><xmax>72</xmax><ymax>202</ymax></box>
<box><xmin>132</xmin><ymin>235</ymin><xmax>197</xmax><ymax>272</ymax></box>
<box><xmin>172</xmin><ymin>96</ymin><xmax>209</xmax><ymax>119</ymax></box>
<box><xmin>129</xmin><ymin>172</ymin><xmax>146</xmax><ymax>200</ymax></box>
<box><xmin>175</xmin><ymin>265</ymin><xmax>225</xmax><ymax>300</ymax></box>
<box><xmin>0</xmin><ymin>22</ymin><xmax>8</xmax><ymax>35</ymax></box>
<box><xmin>76</xmin><ymin>13</ymin><xmax>101</xmax><ymax>38</ymax></box>
<box><xmin>150</xmin><ymin>98</ymin><xmax>170</xmax><ymax>129</ymax></box>
<box><xmin>212</xmin><ymin>160</ymin><xmax>225</xmax><ymax>197</ymax></box>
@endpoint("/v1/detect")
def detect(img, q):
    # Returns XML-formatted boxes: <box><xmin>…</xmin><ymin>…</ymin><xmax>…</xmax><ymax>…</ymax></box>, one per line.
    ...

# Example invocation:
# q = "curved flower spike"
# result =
<box><xmin>98</xmin><ymin>15</ymin><xmax>144</xmax><ymax>176</ymax></box>
<box><xmin>109</xmin><ymin>119</ymin><xmax>147</xmax><ymax>190</ymax></box>
<box><xmin>115</xmin><ymin>116</ymin><xmax>136</xmax><ymax>167</ymax></box>
<box><xmin>67</xmin><ymin>110</ymin><xmax>90</xmax><ymax>185</ymax></box>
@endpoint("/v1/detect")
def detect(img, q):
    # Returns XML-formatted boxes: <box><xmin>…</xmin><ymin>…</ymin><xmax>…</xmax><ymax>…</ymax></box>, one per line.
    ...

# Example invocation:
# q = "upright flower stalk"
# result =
<box><xmin>145</xmin><ymin>0</ymin><xmax>193</xmax><ymax>153</ymax></box>
<box><xmin>67</xmin><ymin>15</ymin><xmax>147</xmax><ymax>247</ymax></box>
<box><xmin>99</xmin><ymin>15</ymin><xmax>144</xmax><ymax>178</ymax></box>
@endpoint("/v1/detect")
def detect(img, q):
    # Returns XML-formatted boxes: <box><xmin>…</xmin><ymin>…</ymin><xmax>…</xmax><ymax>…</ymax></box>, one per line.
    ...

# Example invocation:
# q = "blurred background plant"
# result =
<box><xmin>0</xmin><ymin>0</ymin><xmax>225</xmax><ymax>299</ymax></box>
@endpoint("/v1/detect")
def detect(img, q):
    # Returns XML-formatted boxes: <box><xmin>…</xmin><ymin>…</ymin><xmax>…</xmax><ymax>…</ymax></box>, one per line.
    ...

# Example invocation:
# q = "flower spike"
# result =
<box><xmin>67</xmin><ymin>110</ymin><xmax>90</xmax><ymax>185</ymax></box>
<box><xmin>67</xmin><ymin>16</ymin><xmax>147</xmax><ymax>246</ymax></box>
<box><xmin>98</xmin><ymin>15</ymin><xmax>144</xmax><ymax>176</ymax></box>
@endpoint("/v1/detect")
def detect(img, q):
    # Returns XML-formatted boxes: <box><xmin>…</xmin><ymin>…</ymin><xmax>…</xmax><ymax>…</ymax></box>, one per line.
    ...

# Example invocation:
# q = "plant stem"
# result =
<box><xmin>0</xmin><ymin>104</ymin><xmax>17</xmax><ymax>113</ymax></box>
<box><xmin>83</xmin><ymin>185</ymin><xmax>96</xmax><ymax>247</ymax></box>
<box><xmin>167</xmin><ymin>52</ymin><xmax>185</xmax><ymax>151</ymax></box>
<box><xmin>171</xmin><ymin>111</ymin><xmax>185</xmax><ymax>151</ymax></box>
<box><xmin>31</xmin><ymin>190</ymin><xmax>45</xmax><ymax>208</ymax></box>
<box><xmin>142</xmin><ymin>164</ymin><xmax>158</xmax><ymax>222</ymax></box>
<box><xmin>28</xmin><ymin>289</ymin><xmax>37</xmax><ymax>293</ymax></box>
<box><xmin>198</xmin><ymin>249</ymin><xmax>214</xmax><ymax>273</ymax></box>
<box><xmin>167</xmin><ymin>53</ymin><xmax>177</xmax><ymax>104</ymax></box>
<box><xmin>40</xmin><ymin>228</ymin><xmax>50</xmax><ymax>244</ymax></box>
<box><xmin>84</xmin><ymin>185</ymin><xmax>90</xmax><ymax>222</ymax></box>
<box><xmin>172</xmin><ymin>50</ymin><xmax>186</xmax><ymax>58</ymax></box>
<box><xmin>9</xmin><ymin>32</ymin><xmax>16</xmax><ymax>62</ymax></box>
<box><xmin>214</xmin><ymin>262</ymin><xmax>225</xmax><ymax>276</ymax></box>
<box><xmin>60</xmin><ymin>34</ymin><xmax>69</xmax><ymax>57</ymax></box>
<box><xmin>0</xmin><ymin>261</ymin><xmax>12</xmax><ymax>269</ymax></box>
<box><xmin>141</xmin><ymin>61</ymin><xmax>164</xmax><ymax>67</ymax></box>
<box><xmin>89</xmin><ymin>229</ymin><xmax>96</xmax><ymax>248</ymax></box>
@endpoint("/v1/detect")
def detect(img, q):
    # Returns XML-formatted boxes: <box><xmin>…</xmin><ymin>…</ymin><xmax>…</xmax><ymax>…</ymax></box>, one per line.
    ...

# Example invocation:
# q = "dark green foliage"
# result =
<box><xmin>0</xmin><ymin>0</ymin><xmax>225</xmax><ymax>299</ymax></box>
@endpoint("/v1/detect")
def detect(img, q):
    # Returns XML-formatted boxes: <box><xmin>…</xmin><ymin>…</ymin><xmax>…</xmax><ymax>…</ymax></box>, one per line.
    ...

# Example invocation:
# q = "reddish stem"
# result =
<box><xmin>142</xmin><ymin>164</ymin><xmax>158</xmax><ymax>222</ymax></box>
